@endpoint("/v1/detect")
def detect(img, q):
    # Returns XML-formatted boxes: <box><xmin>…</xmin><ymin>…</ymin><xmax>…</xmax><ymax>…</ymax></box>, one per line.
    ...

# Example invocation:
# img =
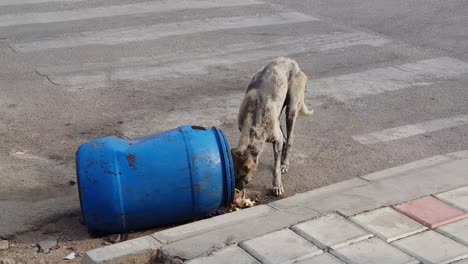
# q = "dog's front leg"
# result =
<box><xmin>273</xmin><ymin>137</ymin><xmax>284</xmax><ymax>196</ymax></box>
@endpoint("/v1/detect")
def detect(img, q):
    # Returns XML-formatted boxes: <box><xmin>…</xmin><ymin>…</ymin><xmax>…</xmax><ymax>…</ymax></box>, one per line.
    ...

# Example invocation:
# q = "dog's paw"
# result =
<box><xmin>280</xmin><ymin>164</ymin><xmax>289</xmax><ymax>174</ymax></box>
<box><xmin>273</xmin><ymin>185</ymin><xmax>284</xmax><ymax>197</ymax></box>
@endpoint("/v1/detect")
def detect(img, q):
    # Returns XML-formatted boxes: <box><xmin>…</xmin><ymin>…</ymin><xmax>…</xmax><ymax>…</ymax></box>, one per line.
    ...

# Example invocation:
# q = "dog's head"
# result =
<box><xmin>231</xmin><ymin>148</ymin><xmax>256</xmax><ymax>190</ymax></box>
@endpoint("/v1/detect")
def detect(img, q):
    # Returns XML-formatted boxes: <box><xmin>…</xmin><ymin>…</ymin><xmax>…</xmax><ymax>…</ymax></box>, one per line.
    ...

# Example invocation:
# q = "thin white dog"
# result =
<box><xmin>232</xmin><ymin>57</ymin><xmax>314</xmax><ymax>196</ymax></box>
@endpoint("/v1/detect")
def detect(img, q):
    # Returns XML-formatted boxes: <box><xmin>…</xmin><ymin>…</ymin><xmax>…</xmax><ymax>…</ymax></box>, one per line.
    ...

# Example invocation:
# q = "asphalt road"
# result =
<box><xmin>0</xmin><ymin>0</ymin><xmax>467</xmax><ymax>238</ymax></box>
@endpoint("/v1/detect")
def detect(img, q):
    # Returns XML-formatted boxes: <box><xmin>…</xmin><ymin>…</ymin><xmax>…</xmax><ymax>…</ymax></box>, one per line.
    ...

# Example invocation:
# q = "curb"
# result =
<box><xmin>82</xmin><ymin>150</ymin><xmax>468</xmax><ymax>263</ymax></box>
<box><xmin>82</xmin><ymin>236</ymin><xmax>161</xmax><ymax>264</ymax></box>
<box><xmin>360</xmin><ymin>155</ymin><xmax>453</xmax><ymax>181</ymax></box>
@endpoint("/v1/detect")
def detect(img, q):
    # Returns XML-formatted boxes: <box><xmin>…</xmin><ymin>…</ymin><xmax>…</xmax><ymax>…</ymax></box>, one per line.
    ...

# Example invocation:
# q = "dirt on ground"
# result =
<box><xmin>0</xmin><ymin>190</ymin><xmax>269</xmax><ymax>264</ymax></box>
<box><xmin>0</xmin><ymin>213</ymin><xmax>163</xmax><ymax>264</ymax></box>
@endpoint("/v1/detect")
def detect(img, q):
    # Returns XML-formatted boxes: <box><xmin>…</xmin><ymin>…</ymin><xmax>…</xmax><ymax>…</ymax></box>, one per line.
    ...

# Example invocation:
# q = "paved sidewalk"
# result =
<box><xmin>83</xmin><ymin>150</ymin><xmax>468</xmax><ymax>264</ymax></box>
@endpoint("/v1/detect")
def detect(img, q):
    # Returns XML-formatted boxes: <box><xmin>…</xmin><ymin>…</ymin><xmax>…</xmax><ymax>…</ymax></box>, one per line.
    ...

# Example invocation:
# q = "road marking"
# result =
<box><xmin>0</xmin><ymin>0</ymin><xmax>83</xmax><ymax>7</ymax></box>
<box><xmin>352</xmin><ymin>115</ymin><xmax>468</xmax><ymax>144</ymax></box>
<box><xmin>309</xmin><ymin>57</ymin><xmax>468</xmax><ymax>101</ymax></box>
<box><xmin>113</xmin><ymin>32</ymin><xmax>388</xmax><ymax>81</ymax></box>
<box><xmin>10</xmin><ymin>150</ymin><xmax>49</xmax><ymax>162</ymax></box>
<box><xmin>0</xmin><ymin>0</ymin><xmax>263</xmax><ymax>27</ymax></box>
<box><xmin>13</xmin><ymin>12</ymin><xmax>318</xmax><ymax>52</ymax></box>
<box><xmin>42</xmin><ymin>31</ymin><xmax>389</xmax><ymax>90</ymax></box>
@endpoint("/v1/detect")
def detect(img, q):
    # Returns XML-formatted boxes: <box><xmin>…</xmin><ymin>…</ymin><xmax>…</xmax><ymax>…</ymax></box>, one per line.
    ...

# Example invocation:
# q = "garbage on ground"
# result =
<box><xmin>63</xmin><ymin>252</ymin><xmax>76</xmax><ymax>260</ymax></box>
<box><xmin>105</xmin><ymin>233</ymin><xmax>128</xmax><ymax>244</ymax></box>
<box><xmin>233</xmin><ymin>189</ymin><xmax>255</xmax><ymax>209</ymax></box>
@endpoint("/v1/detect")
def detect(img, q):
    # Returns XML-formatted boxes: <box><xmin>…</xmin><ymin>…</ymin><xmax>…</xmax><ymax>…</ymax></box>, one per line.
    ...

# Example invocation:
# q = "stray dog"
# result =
<box><xmin>231</xmin><ymin>57</ymin><xmax>313</xmax><ymax>196</ymax></box>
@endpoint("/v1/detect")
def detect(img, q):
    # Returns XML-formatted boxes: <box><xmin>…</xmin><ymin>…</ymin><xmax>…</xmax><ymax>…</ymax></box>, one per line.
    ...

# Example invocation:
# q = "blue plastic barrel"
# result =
<box><xmin>76</xmin><ymin>125</ymin><xmax>235</xmax><ymax>233</ymax></box>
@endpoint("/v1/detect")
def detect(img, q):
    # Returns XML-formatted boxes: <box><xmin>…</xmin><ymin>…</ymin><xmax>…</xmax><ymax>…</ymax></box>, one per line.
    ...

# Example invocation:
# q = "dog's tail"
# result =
<box><xmin>300</xmin><ymin>101</ymin><xmax>314</xmax><ymax>116</ymax></box>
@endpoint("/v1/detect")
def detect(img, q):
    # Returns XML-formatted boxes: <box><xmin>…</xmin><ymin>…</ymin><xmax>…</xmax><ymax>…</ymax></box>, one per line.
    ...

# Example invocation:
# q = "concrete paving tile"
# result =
<box><xmin>437</xmin><ymin>218</ymin><xmax>468</xmax><ymax>246</ymax></box>
<box><xmin>239</xmin><ymin>229</ymin><xmax>322</xmax><ymax>264</ymax></box>
<box><xmin>331</xmin><ymin>237</ymin><xmax>418</xmax><ymax>264</ymax></box>
<box><xmin>436</xmin><ymin>186</ymin><xmax>468</xmax><ymax>211</ymax></box>
<box><xmin>293</xmin><ymin>253</ymin><xmax>344</xmax><ymax>264</ymax></box>
<box><xmin>392</xmin><ymin>230</ymin><xmax>468</xmax><ymax>264</ymax></box>
<box><xmin>351</xmin><ymin>207</ymin><xmax>427</xmax><ymax>242</ymax></box>
<box><xmin>395</xmin><ymin>196</ymin><xmax>468</xmax><ymax>228</ymax></box>
<box><xmin>186</xmin><ymin>245</ymin><xmax>260</xmax><ymax>264</ymax></box>
<box><xmin>291</xmin><ymin>213</ymin><xmax>373</xmax><ymax>249</ymax></box>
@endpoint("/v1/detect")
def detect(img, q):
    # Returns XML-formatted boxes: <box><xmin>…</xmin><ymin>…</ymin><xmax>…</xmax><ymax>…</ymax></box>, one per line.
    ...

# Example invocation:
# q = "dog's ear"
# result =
<box><xmin>231</xmin><ymin>148</ymin><xmax>242</xmax><ymax>159</ymax></box>
<box><xmin>242</xmin><ymin>156</ymin><xmax>256</xmax><ymax>172</ymax></box>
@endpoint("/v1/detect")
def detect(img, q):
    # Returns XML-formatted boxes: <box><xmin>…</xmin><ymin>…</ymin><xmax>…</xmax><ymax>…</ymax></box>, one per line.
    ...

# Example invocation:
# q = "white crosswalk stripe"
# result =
<box><xmin>12</xmin><ymin>12</ymin><xmax>318</xmax><ymax>52</ymax></box>
<box><xmin>352</xmin><ymin>115</ymin><xmax>468</xmax><ymax>144</ymax></box>
<box><xmin>0</xmin><ymin>0</ymin><xmax>263</xmax><ymax>27</ymax></box>
<box><xmin>40</xmin><ymin>31</ymin><xmax>390</xmax><ymax>91</ymax></box>
<box><xmin>113</xmin><ymin>32</ymin><xmax>389</xmax><ymax>82</ymax></box>
<box><xmin>308</xmin><ymin>57</ymin><xmax>468</xmax><ymax>102</ymax></box>
<box><xmin>0</xmin><ymin>0</ymin><xmax>83</xmax><ymax>7</ymax></box>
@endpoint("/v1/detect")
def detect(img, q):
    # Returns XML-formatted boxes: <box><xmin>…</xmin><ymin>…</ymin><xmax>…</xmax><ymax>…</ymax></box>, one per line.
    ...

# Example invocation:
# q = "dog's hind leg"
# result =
<box><xmin>272</xmin><ymin>125</ymin><xmax>285</xmax><ymax>196</ymax></box>
<box><xmin>281</xmin><ymin>105</ymin><xmax>298</xmax><ymax>174</ymax></box>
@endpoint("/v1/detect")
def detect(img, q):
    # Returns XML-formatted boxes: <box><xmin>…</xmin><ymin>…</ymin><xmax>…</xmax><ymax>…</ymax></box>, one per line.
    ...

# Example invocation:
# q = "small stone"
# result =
<box><xmin>37</xmin><ymin>238</ymin><xmax>57</xmax><ymax>253</ymax></box>
<box><xmin>0</xmin><ymin>240</ymin><xmax>8</xmax><ymax>250</ymax></box>
<box><xmin>107</xmin><ymin>234</ymin><xmax>126</xmax><ymax>243</ymax></box>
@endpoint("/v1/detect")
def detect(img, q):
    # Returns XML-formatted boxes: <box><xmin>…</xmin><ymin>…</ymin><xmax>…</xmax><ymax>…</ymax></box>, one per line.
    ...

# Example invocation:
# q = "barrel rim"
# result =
<box><xmin>212</xmin><ymin>127</ymin><xmax>235</xmax><ymax>206</ymax></box>
<box><xmin>75</xmin><ymin>147</ymin><xmax>86</xmax><ymax>226</ymax></box>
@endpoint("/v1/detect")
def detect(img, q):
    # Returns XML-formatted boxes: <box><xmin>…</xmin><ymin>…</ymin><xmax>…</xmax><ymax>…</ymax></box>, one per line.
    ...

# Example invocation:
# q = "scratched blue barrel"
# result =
<box><xmin>76</xmin><ymin>125</ymin><xmax>235</xmax><ymax>233</ymax></box>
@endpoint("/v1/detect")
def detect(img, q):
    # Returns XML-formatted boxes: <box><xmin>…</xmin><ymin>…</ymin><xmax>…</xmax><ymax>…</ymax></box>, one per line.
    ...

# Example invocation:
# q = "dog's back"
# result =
<box><xmin>238</xmin><ymin>57</ymin><xmax>301</xmax><ymax>131</ymax></box>
<box><xmin>246</xmin><ymin>57</ymin><xmax>300</xmax><ymax>97</ymax></box>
